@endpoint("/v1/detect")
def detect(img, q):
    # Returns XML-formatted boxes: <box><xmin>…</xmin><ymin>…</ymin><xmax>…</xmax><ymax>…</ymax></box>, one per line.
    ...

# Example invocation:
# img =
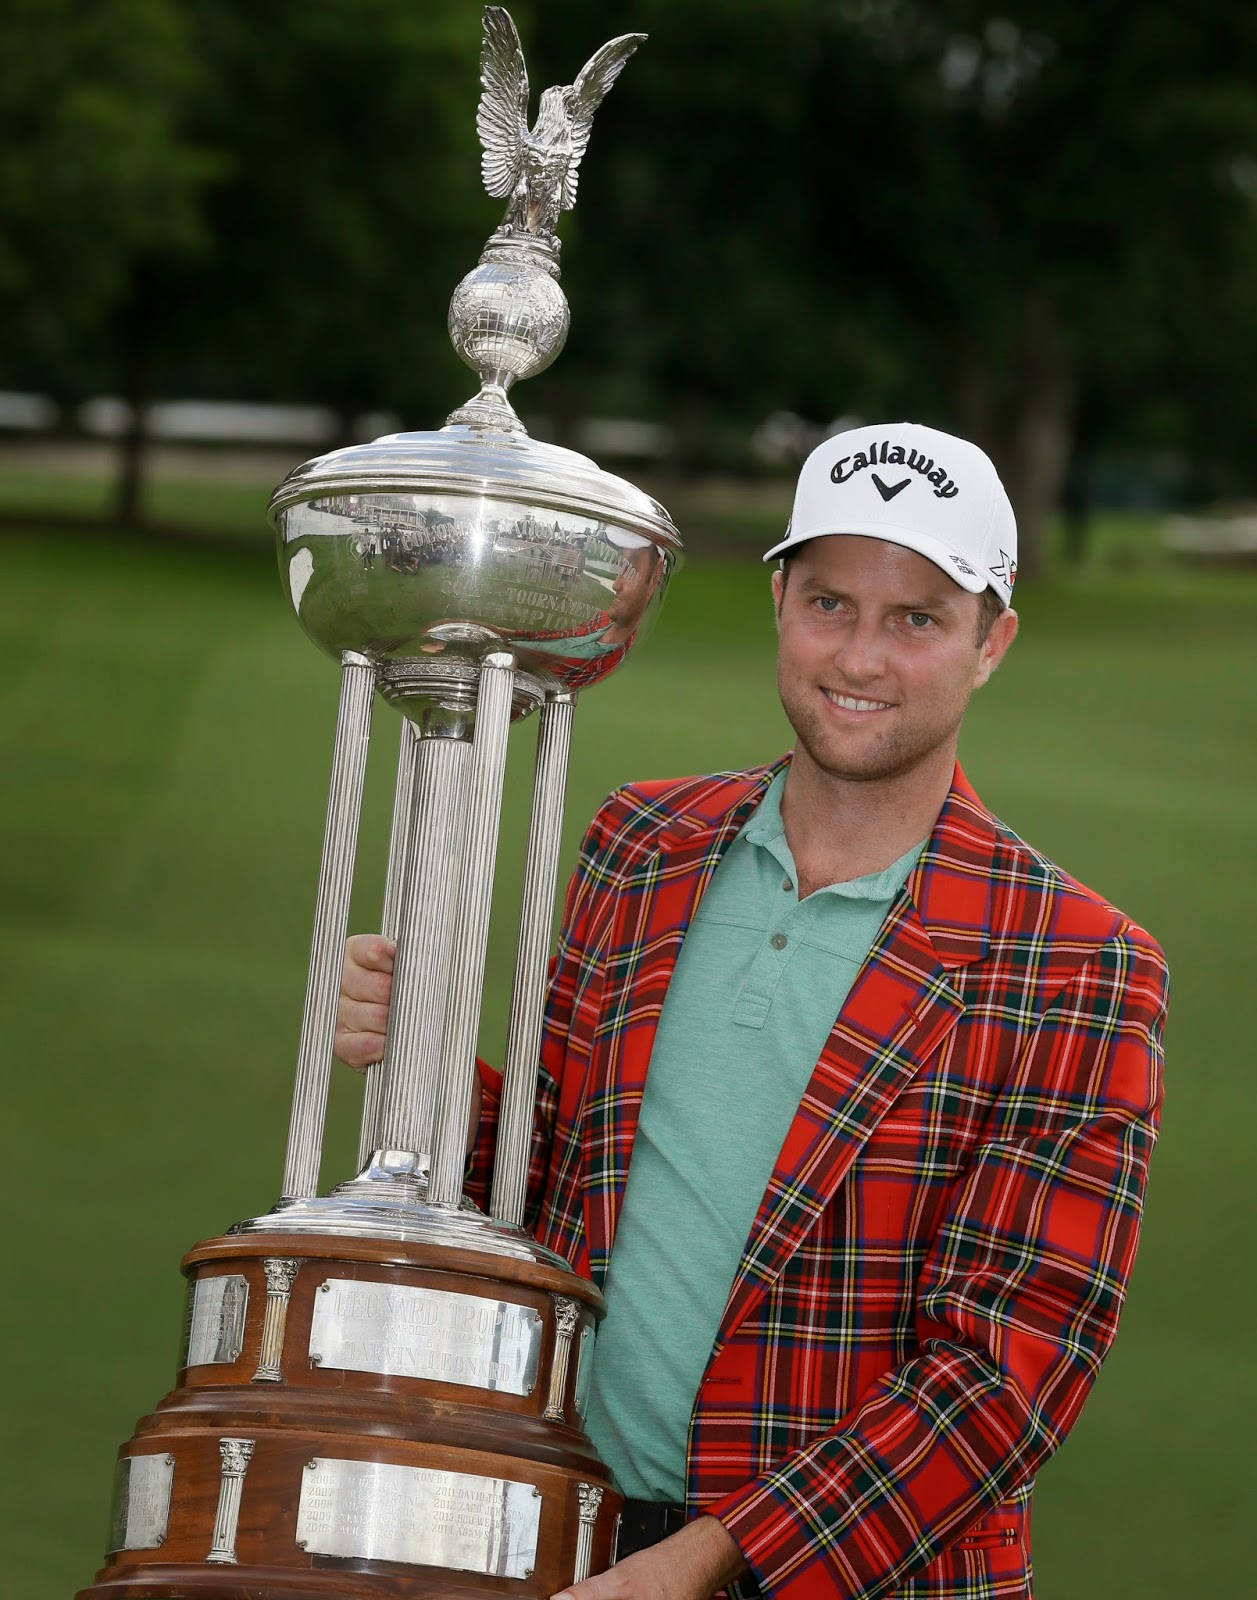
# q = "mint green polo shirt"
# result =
<box><xmin>583</xmin><ymin>771</ymin><xmax>924</xmax><ymax>1502</ymax></box>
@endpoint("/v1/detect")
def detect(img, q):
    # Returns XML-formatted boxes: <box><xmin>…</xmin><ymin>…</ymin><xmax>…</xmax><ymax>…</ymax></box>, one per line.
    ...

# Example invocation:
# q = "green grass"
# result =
<box><xmin>1</xmin><ymin>509</ymin><xmax>1253</xmax><ymax>1598</ymax></box>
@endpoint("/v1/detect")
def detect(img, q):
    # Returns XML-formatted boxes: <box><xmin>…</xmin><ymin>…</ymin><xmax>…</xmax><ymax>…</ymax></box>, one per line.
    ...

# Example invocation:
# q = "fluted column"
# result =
<box><xmin>490</xmin><ymin>691</ymin><xmax>575</xmax><ymax>1225</ymax></box>
<box><xmin>281</xmin><ymin>653</ymin><xmax>375</xmax><ymax>1201</ymax></box>
<box><xmin>545</xmin><ymin>1296</ymin><xmax>580</xmax><ymax>1422</ymax></box>
<box><xmin>427</xmin><ymin>653</ymin><xmax>515</xmax><ymax>1206</ymax></box>
<box><xmin>357</xmin><ymin>718</ymin><xmax>420</xmax><ymax>1168</ymax></box>
<box><xmin>573</xmin><ymin>1483</ymin><xmax>603</xmax><ymax>1582</ymax></box>
<box><xmin>373</xmin><ymin>732</ymin><xmax>471</xmax><ymax>1162</ymax></box>
<box><xmin>251</xmin><ymin>1258</ymin><xmax>301</xmax><ymax>1383</ymax></box>
<box><xmin>206</xmin><ymin>1437</ymin><xmax>254</xmax><ymax>1564</ymax></box>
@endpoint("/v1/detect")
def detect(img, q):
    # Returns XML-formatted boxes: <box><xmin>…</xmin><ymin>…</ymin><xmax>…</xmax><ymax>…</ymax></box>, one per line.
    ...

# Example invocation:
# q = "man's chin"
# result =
<box><xmin>793</xmin><ymin>724</ymin><xmax>926</xmax><ymax>786</ymax></box>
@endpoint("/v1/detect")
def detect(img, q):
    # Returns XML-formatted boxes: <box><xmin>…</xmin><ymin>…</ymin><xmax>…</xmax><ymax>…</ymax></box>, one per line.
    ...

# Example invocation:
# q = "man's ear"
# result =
<box><xmin>974</xmin><ymin>607</ymin><xmax>1019</xmax><ymax>689</ymax></box>
<box><xmin>771</xmin><ymin>567</ymin><xmax>784</xmax><ymax>627</ymax></box>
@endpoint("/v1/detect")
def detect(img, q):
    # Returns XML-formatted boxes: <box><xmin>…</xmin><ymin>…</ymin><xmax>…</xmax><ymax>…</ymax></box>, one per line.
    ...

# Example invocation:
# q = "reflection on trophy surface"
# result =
<box><xmin>79</xmin><ymin>8</ymin><xmax>679</xmax><ymax>1597</ymax></box>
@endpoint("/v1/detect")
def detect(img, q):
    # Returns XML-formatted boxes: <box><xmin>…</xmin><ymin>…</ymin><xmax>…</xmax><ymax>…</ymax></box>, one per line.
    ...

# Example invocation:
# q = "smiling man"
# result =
<box><xmin>338</xmin><ymin>421</ymin><xmax>1167</xmax><ymax>1600</ymax></box>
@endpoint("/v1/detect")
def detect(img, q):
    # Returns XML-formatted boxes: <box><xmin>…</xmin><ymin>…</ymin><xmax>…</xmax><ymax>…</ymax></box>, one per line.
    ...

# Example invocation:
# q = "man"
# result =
<box><xmin>337</xmin><ymin>422</ymin><xmax>1167</xmax><ymax>1600</ymax></box>
<box><xmin>520</xmin><ymin>531</ymin><xmax>664</xmax><ymax>685</ymax></box>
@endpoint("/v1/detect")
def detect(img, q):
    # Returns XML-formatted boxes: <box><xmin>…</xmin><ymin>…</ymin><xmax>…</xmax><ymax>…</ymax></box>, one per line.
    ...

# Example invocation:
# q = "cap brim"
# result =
<box><xmin>762</xmin><ymin>523</ymin><xmax>988</xmax><ymax>595</ymax></box>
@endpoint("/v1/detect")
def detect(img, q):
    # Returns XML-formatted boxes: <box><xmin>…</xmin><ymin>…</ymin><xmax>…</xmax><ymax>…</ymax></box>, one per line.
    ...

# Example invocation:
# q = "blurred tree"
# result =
<box><xmin>105</xmin><ymin>0</ymin><xmax>490</xmax><ymax>525</ymax></box>
<box><xmin>524</xmin><ymin>0</ymin><xmax>1257</xmax><ymax>573</ymax></box>
<box><xmin>171</xmin><ymin>0</ymin><xmax>489</xmax><ymax>430</ymax></box>
<box><xmin>0</xmin><ymin>0</ymin><xmax>216</xmax><ymax>402</ymax></box>
<box><xmin>817</xmin><ymin>0</ymin><xmax>1257</xmax><ymax>572</ymax></box>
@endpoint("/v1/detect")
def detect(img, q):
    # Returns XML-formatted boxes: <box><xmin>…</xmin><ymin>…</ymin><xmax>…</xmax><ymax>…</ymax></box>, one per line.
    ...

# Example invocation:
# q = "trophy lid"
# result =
<box><xmin>269</xmin><ymin>422</ymin><xmax>681</xmax><ymax>557</ymax></box>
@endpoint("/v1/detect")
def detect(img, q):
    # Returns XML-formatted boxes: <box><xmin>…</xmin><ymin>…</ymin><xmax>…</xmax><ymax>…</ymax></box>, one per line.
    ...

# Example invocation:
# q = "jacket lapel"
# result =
<box><xmin>715</xmin><ymin>767</ymin><xmax>999</xmax><ymax>1347</ymax></box>
<box><xmin>581</xmin><ymin>767</ymin><xmax>780</xmax><ymax>1285</ymax></box>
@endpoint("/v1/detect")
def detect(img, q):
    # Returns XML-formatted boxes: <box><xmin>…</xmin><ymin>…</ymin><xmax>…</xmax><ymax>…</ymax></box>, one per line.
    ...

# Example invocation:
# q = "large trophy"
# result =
<box><xmin>79</xmin><ymin>11</ymin><xmax>680</xmax><ymax>1597</ymax></box>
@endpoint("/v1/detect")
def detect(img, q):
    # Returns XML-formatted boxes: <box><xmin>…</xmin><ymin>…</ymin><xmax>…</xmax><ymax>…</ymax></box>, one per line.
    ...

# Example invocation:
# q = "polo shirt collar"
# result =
<box><xmin>739</xmin><ymin>769</ymin><xmax>925</xmax><ymax>901</ymax></box>
<box><xmin>648</xmin><ymin>756</ymin><xmax>996</xmax><ymax>968</ymax></box>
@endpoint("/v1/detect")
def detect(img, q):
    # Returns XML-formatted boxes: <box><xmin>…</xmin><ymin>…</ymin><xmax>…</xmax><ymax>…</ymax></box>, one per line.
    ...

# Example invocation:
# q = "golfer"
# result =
<box><xmin>338</xmin><ymin>421</ymin><xmax>1167</xmax><ymax>1600</ymax></box>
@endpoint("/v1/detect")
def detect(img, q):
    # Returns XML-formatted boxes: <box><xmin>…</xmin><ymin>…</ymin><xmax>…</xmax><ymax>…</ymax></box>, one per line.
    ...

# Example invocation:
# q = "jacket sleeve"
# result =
<box><xmin>465</xmin><ymin>794</ymin><xmax>621</xmax><ymax>1218</ymax></box>
<box><xmin>708</xmin><ymin>928</ymin><xmax>1169</xmax><ymax>1599</ymax></box>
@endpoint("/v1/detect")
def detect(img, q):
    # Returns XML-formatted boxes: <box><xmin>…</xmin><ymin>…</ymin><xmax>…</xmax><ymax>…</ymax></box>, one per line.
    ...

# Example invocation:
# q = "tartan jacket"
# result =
<box><xmin>470</xmin><ymin>760</ymin><xmax>1168</xmax><ymax>1600</ymax></box>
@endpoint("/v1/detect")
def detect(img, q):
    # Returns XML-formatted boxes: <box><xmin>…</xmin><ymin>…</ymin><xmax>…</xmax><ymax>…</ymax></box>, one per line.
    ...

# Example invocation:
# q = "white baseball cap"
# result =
<box><xmin>763</xmin><ymin>421</ymin><xmax>1018</xmax><ymax>606</ymax></box>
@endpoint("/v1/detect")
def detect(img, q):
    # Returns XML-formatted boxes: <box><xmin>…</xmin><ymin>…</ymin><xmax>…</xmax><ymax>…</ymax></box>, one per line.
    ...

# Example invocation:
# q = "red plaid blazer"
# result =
<box><xmin>471</xmin><ymin>760</ymin><xmax>1167</xmax><ymax>1599</ymax></box>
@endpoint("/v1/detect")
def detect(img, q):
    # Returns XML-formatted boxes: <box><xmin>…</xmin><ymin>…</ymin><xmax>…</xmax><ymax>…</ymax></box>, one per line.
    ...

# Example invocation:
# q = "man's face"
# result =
<box><xmin>772</xmin><ymin>535</ymin><xmax>1017</xmax><ymax>786</ymax></box>
<box><xmin>608</xmin><ymin>544</ymin><xmax>659</xmax><ymax>629</ymax></box>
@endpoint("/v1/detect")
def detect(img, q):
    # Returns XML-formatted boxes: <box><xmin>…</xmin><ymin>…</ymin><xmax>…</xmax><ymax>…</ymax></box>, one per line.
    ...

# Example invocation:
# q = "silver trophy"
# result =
<box><xmin>81</xmin><ymin>11</ymin><xmax>679</xmax><ymax>1599</ymax></box>
<box><xmin>255</xmin><ymin>1</ymin><xmax>677</xmax><ymax>1247</ymax></box>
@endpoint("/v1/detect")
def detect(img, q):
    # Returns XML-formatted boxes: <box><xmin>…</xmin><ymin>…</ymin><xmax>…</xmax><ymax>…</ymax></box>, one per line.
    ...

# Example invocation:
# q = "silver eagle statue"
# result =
<box><xmin>476</xmin><ymin>6</ymin><xmax>645</xmax><ymax>244</ymax></box>
<box><xmin>445</xmin><ymin>8</ymin><xmax>648</xmax><ymax>432</ymax></box>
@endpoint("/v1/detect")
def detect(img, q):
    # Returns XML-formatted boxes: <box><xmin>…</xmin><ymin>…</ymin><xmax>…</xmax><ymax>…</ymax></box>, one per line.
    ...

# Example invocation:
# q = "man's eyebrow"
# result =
<box><xmin>894</xmin><ymin>594</ymin><xmax>958</xmax><ymax>614</ymax></box>
<box><xmin>795</xmin><ymin>577</ymin><xmax>960</xmax><ymax>613</ymax></box>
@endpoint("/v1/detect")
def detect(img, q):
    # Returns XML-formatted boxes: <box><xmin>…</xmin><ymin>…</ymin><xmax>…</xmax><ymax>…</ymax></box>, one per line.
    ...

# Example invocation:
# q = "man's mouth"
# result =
<box><xmin>822</xmin><ymin>689</ymin><xmax>893</xmax><ymax>713</ymax></box>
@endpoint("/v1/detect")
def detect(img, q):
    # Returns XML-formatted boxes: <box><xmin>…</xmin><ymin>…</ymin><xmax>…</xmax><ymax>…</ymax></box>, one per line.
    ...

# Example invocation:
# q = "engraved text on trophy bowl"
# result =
<box><xmin>308</xmin><ymin>1278</ymin><xmax>544</xmax><ymax>1394</ymax></box>
<box><xmin>296</xmin><ymin>1458</ymin><xmax>543</xmax><ymax>1578</ymax></box>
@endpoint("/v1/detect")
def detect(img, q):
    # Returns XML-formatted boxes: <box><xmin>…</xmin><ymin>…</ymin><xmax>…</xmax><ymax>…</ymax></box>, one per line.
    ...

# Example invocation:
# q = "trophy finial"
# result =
<box><xmin>477</xmin><ymin>6</ymin><xmax>645</xmax><ymax>245</ymax></box>
<box><xmin>447</xmin><ymin>8</ymin><xmax>647</xmax><ymax>432</ymax></box>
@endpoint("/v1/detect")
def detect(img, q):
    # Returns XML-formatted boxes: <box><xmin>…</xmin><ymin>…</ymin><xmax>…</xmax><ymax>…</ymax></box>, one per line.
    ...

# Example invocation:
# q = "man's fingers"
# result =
<box><xmin>342</xmin><ymin>936</ymin><xmax>395</xmax><ymax>1004</ymax></box>
<box><xmin>551</xmin><ymin>1572</ymin><xmax>632</xmax><ymax>1600</ymax></box>
<box><xmin>334</xmin><ymin>1028</ymin><xmax>387</xmax><ymax>1072</ymax></box>
<box><xmin>337</xmin><ymin>936</ymin><xmax>395</xmax><ymax>1070</ymax></box>
<box><xmin>346</xmin><ymin>933</ymin><xmax>396</xmax><ymax>973</ymax></box>
<box><xmin>339</xmin><ymin>997</ymin><xmax>390</xmax><ymax>1037</ymax></box>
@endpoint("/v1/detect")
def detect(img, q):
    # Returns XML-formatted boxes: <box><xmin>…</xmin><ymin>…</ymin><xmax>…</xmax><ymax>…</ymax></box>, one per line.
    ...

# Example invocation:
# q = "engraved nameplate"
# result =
<box><xmin>309</xmin><ymin>1279</ymin><xmax>542</xmax><ymax>1395</ymax></box>
<box><xmin>573</xmin><ymin>1321</ymin><xmax>595</xmax><ymax>1419</ymax></box>
<box><xmin>186</xmin><ymin>1274</ymin><xmax>249</xmax><ymax>1367</ymax></box>
<box><xmin>297</xmin><ymin>1458</ymin><xmax>542</xmax><ymax>1578</ymax></box>
<box><xmin>108</xmin><ymin>1453</ymin><xmax>174</xmax><ymax>1552</ymax></box>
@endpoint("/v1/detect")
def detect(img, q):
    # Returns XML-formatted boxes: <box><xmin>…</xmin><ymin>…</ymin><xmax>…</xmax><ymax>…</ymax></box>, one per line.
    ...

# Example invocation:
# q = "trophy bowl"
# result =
<box><xmin>272</xmin><ymin>425</ymin><xmax>682</xmax><ymax>721</ymax></box>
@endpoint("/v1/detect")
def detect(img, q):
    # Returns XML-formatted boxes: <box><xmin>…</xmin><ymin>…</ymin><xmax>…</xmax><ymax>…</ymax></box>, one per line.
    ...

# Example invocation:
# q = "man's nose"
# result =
<box><xmin>829</xmin><ymin>618</ymin><xmax>885</xmax><ymax>681</ymax></box>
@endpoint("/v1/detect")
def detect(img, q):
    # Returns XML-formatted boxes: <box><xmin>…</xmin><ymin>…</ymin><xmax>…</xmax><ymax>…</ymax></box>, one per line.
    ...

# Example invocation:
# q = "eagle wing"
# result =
<box><xmin>476</xmin><ymin>6</ymin><xmax>529</xmax><ymax>198</ymax></box>
<box><xmin>560</xmin><ymin>32</ymin><xmax>645</xmax><ymax>211</ymax></box>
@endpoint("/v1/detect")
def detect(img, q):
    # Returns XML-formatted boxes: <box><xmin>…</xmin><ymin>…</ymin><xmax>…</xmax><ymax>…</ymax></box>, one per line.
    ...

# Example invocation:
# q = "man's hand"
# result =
<box><xmin>552</xmin><ymin>1516</ymin><xmax>747</xmax><ymax>1600</ymax></box>
<box><xmin>335</xmin><ymin>934</ymin><xmax>396</xmax><ymax>1070</ymax></box>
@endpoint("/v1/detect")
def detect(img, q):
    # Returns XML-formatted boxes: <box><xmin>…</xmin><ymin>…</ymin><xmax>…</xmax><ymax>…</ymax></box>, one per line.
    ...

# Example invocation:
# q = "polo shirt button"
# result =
<box><xmin>782</xmin><ymin>878</ymin><xmax>793</xmax><ymax>892</ymax></box>
<box><xmin>771</xmin><ymin>932</ymin><xmax>788</xmax><ymax>950</ymax></box>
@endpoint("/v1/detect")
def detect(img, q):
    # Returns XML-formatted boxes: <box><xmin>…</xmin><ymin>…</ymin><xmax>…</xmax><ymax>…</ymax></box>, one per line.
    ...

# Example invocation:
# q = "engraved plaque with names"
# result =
<box><xmin>297</xmin><ymin>1458</ymin><xmax>542</xmax><ymax>1578</ymax></box>
<box><xmin>185</xmin><ymin>1274</ymin><xmax>248</xmax><ymax>1367</ymax></box>
<box><xmin>108</xmin><ymin>1453</ymin><xmax>174</xmax><ymax>1552</ymax></box>
<box><xmin>309</xmin><ymin>1278</ymin><xmax>542</xmax><ymax>1394</ymax></box>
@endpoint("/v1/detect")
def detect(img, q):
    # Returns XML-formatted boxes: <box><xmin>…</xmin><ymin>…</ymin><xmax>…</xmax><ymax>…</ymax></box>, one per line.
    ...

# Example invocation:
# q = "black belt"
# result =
<box><xmin>616</xmin><ymin>1500</ymin><xmax>762</xmax><ymax>1596</ymax></box>
<box><xmin>617</xmin><ymin>1497</ymin><xmax>689</xmax><ymax>1557</ymax></box>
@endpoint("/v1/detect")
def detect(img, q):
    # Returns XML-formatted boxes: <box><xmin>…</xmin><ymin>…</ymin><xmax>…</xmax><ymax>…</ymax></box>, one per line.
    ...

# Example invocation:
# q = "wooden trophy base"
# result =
<box><xmin>78</xmin><ymin>1227</ymin><xmax>620</xmax><ymax>1599</ymax></box>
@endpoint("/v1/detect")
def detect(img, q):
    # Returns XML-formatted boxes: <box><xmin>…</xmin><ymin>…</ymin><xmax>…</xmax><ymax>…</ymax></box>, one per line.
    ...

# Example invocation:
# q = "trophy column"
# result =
<box><xmin>372</xmin><ymin>729</ymin><xmax>470</xmax><ymax>1167</ymax></box>
<box><xmin>282</xmin><ymin>651</ymin><xmax>375</xmax><ymax>1202</ymax></box>
<box><xmin>356</xmin><ymin>718</ymin><xmax>419</xmax><ymax>1169</ymax></box>
<box><xmin>429</xmin><ymin>651</ymin><xmax>516</xmax><ymax>1206</ymax></box>
<box><xmin>492</xmin><ymin>689</ymin><xmax>576</xmax><ymax>1226</ymax></box>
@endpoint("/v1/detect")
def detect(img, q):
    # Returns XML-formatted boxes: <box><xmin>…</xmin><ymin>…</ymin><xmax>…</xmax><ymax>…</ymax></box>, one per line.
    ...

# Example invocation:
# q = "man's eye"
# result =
<box><xmin>814</xmin><ymin>596</ymin><xmax>840</xmax><ymax>613</ymax></box>
<box><xmin>905</xmin><ymin>612</ymin><xmax>935</xmax><ymax>629</ymax></box>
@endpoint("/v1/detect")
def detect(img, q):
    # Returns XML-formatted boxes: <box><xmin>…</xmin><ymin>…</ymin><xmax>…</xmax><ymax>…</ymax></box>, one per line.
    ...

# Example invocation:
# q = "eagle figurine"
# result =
<box><xmin>476</xmin><ymin>6</ymin><xmax>645</xmax><ymax>242</ymax></box>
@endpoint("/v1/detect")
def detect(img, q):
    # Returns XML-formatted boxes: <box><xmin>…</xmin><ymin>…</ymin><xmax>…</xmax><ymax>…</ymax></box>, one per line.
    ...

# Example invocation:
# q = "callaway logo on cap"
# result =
<box><xmin>763</xmin><ymin>421</ymin><xmax>1018</xmax><ymax>605</ymax></box>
